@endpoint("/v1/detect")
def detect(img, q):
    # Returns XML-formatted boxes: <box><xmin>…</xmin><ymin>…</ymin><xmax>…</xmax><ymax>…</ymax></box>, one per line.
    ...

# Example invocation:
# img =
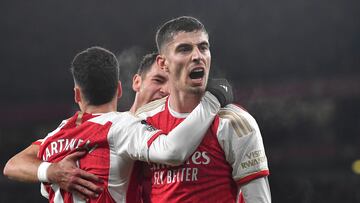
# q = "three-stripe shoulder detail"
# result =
<box><xmin>218</xmin><ymin>104</ymin><xmax>254</xmax><ymax>137</ymax></box>
<box><xmin>135</xmin><ymin>97</ymin><xmax>167</xmax><ymax>116</ymax></box>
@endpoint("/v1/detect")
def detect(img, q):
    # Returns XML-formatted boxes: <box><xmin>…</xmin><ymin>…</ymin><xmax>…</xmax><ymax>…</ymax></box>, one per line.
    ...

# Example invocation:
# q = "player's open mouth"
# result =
<box><xmin>189</xmin><ymin>68</ymin><xmax>205</xmax><ymax>79</ymax></box>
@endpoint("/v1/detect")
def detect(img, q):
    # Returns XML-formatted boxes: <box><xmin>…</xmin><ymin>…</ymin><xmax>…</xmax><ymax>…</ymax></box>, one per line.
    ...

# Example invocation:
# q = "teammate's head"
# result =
<box><xmin>71</xmin><ymin>46</ymin><xmax>120</xmax><ymax>106</ymax></box>
<box><xmin>131</xmin><ymin>52</ymin><xmax>169</xmax><ymax>112</ymax></box>
<box><xmin>156</xmin><ymin>16</ymin><xmax>208</xmax><ymax>53</ymax></box>
<box><xmin>137</xmin><ymin>52</ymin><xmax>159</xmax><ymax>79</ymax></box>
<box><xmin>155</xmin><ymin>16</ymin><xmax>211</xmax><ymax>96</ymax></box>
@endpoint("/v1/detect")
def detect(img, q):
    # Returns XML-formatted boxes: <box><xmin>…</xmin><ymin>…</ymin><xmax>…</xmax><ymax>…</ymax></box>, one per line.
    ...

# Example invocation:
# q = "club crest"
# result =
<box><xmin>141</xmin><ymin>120</ymin><xmax>157</xmax><ymax>132</ymax></box>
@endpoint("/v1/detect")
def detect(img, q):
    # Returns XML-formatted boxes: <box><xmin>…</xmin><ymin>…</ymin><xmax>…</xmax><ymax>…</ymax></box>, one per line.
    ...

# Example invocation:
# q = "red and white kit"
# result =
<box><xmin>36</xmin><ymin>92</ymin><xmax>220</xmax><ymax>203</ymax></box>
<box><xmin>136</xmin><ymin>98</ymin><xmax>270</xmax><ymax>203</ymax></box>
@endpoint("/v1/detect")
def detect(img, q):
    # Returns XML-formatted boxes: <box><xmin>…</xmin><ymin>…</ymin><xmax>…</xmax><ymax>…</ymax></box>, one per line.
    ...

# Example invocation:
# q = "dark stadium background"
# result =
<box><xmin>1</xmin><ymin>0</ymin><xmax>359</xmax><ymax>202</ymax></box>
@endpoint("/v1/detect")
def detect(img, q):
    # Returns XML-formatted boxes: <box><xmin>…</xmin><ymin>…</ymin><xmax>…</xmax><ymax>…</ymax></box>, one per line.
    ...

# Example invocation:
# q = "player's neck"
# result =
<box><xmin>80</xmin><ymin>102</ymin><xmax>117</xmax><ymax>114</ymax></box>
<box><xmin>168</xmin><ymin>90</ymin><xmax>203</xmax><ymax>113</ymax></box>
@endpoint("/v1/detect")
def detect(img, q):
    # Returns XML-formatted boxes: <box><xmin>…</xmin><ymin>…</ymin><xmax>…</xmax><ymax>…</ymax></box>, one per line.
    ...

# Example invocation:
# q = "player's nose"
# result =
<box><xmin>191</xmin><ymin>47</ymin><xmax>203</xmax><ymax>63</ymax></box>
<box><xmin>159</xmin><ymin>84</ymin><xmax>170</xmax><ymax>96</ymax></box>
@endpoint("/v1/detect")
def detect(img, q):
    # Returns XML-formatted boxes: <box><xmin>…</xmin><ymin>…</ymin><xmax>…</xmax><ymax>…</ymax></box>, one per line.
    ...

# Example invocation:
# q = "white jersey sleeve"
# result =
<box><xmin>37</xmin><ymin>118</ymin><xmax>70</xmax><ymax>199</ymax></box>
<box><xmin>107</xmin><ymin>113</ymin><xmax>163</xmax><ymax>163</ymax></box>
<box><xmin>240</xmin><ymin>176</ymin><xmax>271</xmax><ymax>203</ymax></box>
<box><xmin>35</xmin><ymin>119</ymin><xmax>68</xmax><ymax>145</ymax></box>
<box><xmin>110</xmin><ymin>91</ymin><xmax>220</xmax><ymax>166</ymax></box>
<box><xmin>217</xmin><ymin>104</ymin><xmax>269</xmax><ymax>184</ymax></box>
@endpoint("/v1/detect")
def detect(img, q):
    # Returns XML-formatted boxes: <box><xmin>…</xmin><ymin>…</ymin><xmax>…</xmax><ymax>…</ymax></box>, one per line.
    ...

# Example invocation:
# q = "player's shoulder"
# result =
<box><xmin>88</xmin><ymin>111</ymin><xmax>129</xmax><ymax>125</ymax></box>
<box><xmin>217</xmin><ymin>104</ymin><xmax>258</xmax><ymax>136</ymax></box>
<box><xmin>40</xmin><ymin>116</ymin><xmax>73</xmax><ymax>144</ymax></box>
<box><xmin>135</xmin><ymin>96</ymin><xmax>167</xmax><ymax>118</ymax></box>
<box><xmin>52</xmin><ymin>114</ymin><xmax>75</xmax><ymax>132</ymax></box>
<box><xmin>88</xmin><ymin>112</ymin><xmax>143</xmax><ymax>138</ymax></box>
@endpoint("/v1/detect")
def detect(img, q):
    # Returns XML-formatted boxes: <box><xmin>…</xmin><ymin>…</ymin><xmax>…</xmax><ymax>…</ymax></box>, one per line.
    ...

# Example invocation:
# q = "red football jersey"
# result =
<box><xmin>136</xmin><ymin>98</ymin><xmax>269</xmax><ymax>203</ymax></box>
<box><xmin>37</xmin><ymin>111</ymin><xmax>163</xmax><ymax>203</ymax></box>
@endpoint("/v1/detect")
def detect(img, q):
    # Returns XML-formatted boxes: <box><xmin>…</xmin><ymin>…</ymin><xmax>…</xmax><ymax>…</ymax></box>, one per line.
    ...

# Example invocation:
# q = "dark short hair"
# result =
<box><xmin>156</xmin><ymin>16</ymin><xmax>208</xmax><ymax>52</ymax></box>
<box><xmin>137</xmin><ymin>52</ymin><xmax>158</xmax><ymax>78</ymax></box>
<box><xmin>70</xmin><ymin>46</ymin><xmax>119</xmax><ymax>105</ymax></box>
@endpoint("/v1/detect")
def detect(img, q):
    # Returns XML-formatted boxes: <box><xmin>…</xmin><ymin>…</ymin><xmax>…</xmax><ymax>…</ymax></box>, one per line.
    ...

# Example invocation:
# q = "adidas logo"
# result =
<box><xmin>220</xmin><ymin>85</ymin><xmax>228</xmax><ymax>92</ymax></box>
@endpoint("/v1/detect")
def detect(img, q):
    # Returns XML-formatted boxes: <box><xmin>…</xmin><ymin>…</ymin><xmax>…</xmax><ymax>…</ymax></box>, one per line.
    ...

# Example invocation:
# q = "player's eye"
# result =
<box><xmin>153</xmin><ymin>78</ymin><xmax>164</xmax><ymax>84</ymax></box>
<box><xmin>199</xmin><ymin>43</ymin><xmax>209</xmax><ymax>52</ymax></box>
<box><xmin>176</xmin><ymin>45</ymin><xmax>192</xmax><ymax>53</ymax></box>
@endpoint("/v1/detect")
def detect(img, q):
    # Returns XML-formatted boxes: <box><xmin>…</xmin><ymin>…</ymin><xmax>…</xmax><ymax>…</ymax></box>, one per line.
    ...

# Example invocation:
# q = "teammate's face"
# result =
<box><xmin>162</xmin><ymin>31</ymin><xmax>211</xmax><ymax>95</ymax></box>
<box><xmin>135</xmin><ymin>63</ymin><xmax>169</xmax><ymax>106</ymax></box>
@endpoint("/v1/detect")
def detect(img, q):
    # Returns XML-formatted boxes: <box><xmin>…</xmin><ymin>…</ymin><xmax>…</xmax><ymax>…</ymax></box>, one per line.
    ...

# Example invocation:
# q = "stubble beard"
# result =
<box><xmin>187</xmin><ymin>85</ymin><xmax>205</xmax><ymax>96</ymax></box>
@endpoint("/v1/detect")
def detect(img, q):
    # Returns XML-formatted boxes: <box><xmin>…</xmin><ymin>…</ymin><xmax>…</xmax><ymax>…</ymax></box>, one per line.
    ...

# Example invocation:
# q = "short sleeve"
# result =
<box><xmin>40</xmin><ymin>119</ymin><xmax>68</xmax><ymax>144</ymax></box>
<box><xmin>36</xmin><ymin>119</ymin><xmax>68</xmax><ymax>158</ymax></box>
<box><xmin>216</xmin><ymin>104</ymin><xmax>269</xmax><ymax>185</ymax></box>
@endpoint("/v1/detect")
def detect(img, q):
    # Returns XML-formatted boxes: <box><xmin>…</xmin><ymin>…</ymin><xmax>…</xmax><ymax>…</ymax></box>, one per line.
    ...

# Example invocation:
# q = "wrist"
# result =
<box><xmin>37</xmin><ymin>162</ymin><xmax>51</xmax><ymax>182</ymax></box>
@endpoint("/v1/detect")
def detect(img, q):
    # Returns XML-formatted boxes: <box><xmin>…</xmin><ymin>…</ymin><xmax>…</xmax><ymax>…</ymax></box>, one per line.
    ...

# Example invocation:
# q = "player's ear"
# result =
<box><xmin>117</xmin><ymin>81</ymin><xmax>122</xmax><ymax>99</ymax></box>
<box><xmin>132</xmin><ymin>74</ymin><xmax>141</xmax><ymax>92</ymax></box>
<box><xmin>74</xmin><ymin>86</ymin><xmax>81</xmax><ymax>103</ymax></box>
<box><xmin>156</xmin><ymin>54</ymin><xmax>169</xmax><ymax>73</ymax></box>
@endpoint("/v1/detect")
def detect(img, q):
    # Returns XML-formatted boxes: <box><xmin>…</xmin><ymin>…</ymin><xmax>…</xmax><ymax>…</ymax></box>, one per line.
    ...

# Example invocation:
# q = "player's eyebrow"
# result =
<box><xmin>175</xmin><ymin>40</ymin><xmax>210</xmax><ymax>51</ymax></box>
<box><xmin>198</xmin><ymin>41</ymin><xmax>210</xmax><ymax>48</ymax></box>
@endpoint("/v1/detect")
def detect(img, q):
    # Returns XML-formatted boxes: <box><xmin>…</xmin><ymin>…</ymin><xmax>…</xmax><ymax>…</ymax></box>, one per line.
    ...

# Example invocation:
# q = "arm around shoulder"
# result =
<box><xmin>150</xmin><ymin>92</ymin><xmax>220</xmax><ymax>165</ymax></box>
